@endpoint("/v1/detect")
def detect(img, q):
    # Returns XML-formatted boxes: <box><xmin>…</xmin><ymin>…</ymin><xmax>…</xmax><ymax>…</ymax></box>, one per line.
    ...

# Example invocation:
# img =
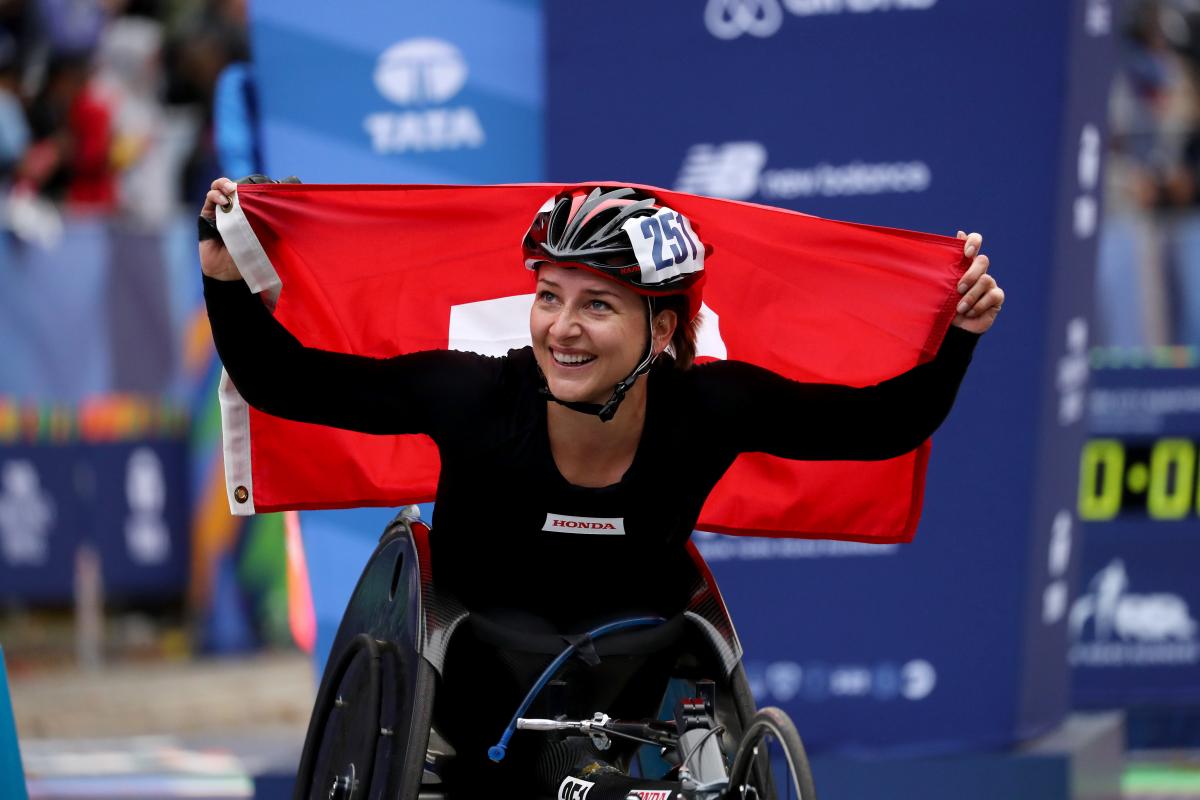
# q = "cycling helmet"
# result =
<box><xmin>522</xmin><ymin>186</ymin><xmax>710</xmax><ymax>422</ymax></box>
<box><xmin>523</xmin><ymin>186</ymin><xmax>708</xmax><ymax>321</ymax></box>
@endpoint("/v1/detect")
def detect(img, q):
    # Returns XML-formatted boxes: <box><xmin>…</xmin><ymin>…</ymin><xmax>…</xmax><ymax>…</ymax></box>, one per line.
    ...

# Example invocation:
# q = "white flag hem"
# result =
<box><xmin>214</xmin><ymin>191</ymin><xmax>282</xmax><ymax>516</ymax></box>
<box><xmin>216</xmin><ymin>189</ymin><xmax>282</xmax><ymax>304</ymax></box>
<box><xmin>218</xmin><ymin>369</ymin><xmax>255</xmax><ymax>515</ymax></box>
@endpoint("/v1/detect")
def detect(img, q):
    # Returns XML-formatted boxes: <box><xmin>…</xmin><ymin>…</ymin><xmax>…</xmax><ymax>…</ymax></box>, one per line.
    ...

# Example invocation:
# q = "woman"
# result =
<box><xmin>200</xmin><ymin>178</ymin><xmax>1002</xmax><ymax>790</ymax></box>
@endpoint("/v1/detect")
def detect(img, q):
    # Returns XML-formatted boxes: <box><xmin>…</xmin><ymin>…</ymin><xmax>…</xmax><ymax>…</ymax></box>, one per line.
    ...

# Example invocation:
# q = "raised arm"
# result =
<box><xmin>199</xmin><ymin>176</ymin><xmax>503</xmax><ymax>437</ymax></box>
<box><xmin>204</xmin><ymin>276</ymin><xmax>497</xmax><ymax>436</ymax></box>
<box><xmin>701</xmin><ymin>230</ymin><xmax>998</xmax><ymax>461</ymax></box>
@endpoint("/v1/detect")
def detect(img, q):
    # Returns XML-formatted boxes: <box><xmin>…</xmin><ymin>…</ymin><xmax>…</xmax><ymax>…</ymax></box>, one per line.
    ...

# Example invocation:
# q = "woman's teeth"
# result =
<box><xmin>554</xmin><ymin>351</ymin><xmax>596</xmax><ymax>365</ymax></box>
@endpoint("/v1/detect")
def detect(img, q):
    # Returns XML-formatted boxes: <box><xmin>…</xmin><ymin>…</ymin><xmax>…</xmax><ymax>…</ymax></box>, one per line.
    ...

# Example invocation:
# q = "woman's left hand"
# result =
<box><xmin>952</xmin><ymin>231</ymin><xmax>1004</xmax><ymax>334</ymax></box>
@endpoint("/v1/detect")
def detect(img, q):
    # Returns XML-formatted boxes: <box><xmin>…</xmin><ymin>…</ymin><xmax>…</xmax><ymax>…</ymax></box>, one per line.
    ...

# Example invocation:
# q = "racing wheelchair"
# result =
<box><xmin>293</xmin><ymin>508</ymin><xmax>816</xmax><ymax>800</ymax></box>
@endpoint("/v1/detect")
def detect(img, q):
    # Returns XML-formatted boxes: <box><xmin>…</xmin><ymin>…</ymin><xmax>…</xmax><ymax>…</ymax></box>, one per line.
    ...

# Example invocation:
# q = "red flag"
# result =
<box><xmin>215</xmin><ymin>183</ymin><xmax>967</xmax><ymax>543</ymax></box>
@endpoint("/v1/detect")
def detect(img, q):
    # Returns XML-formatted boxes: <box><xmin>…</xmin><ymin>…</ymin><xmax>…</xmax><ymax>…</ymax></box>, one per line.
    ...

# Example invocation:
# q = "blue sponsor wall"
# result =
<box><xmin>1072</xmin><ymin>363</ymin><xmax>1200</xmax><ymax>708</ymax></box>
<box><xmin>0</xmin><ymin>441</ymin><xmax>191</xmax><ymax>604</ymax></box>
<box><xmin>249</xmin><ymin>0</ymin><xmax>543</xmax><ymax>673</ymax></box>
<box><xmin>250</xmin><ymin>0</ymin><xmax>542</xmax><ymax>184</ymax></box>
<box><xmin>546</xmin><ymin>0</ymin><xmax>1113</xmax><ymax>753</ymax></box>
<box><xmin>0</xmin><ymin>216</ymin><xmax>201</xmax><ymax>606</ymax></box>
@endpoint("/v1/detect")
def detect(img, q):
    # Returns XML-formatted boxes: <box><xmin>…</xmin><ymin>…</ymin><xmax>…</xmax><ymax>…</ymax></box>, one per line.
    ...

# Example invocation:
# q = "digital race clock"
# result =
<box><xmin>1078</xmin><ymin>439</ymin><xmax>1200</xmax><ymax>520</ymax></box>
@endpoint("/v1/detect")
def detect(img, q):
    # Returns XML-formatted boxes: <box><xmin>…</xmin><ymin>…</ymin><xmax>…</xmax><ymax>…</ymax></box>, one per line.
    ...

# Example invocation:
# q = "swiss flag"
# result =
<box><xmin>216</xmin><ymin>183</ymin><xmax>967</xmax><ymax>543</ymax></box>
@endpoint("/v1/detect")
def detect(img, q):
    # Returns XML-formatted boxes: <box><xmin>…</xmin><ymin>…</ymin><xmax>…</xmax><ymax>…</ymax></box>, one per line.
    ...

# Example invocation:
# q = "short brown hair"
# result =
<box><xmin>654</xmin><ymin>294</ymin><xmax>699</xmax><ymax>370</ymax></box>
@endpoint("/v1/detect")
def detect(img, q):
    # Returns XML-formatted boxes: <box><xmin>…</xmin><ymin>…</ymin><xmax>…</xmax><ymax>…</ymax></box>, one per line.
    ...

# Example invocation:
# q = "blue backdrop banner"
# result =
<box><xmin>547</xmin><ymin>0</ymin><xmax>1114</xmax><ymax>754</ymax></box>
<box><xmin>250</xmin><ymin>0</ymin><xmax>542</xmax><ymax>184</ymax></box>
<box><xmin>1072</xmin><ymin>364</ymin><xmax>1200</xmax><ymax>706</ymax></box>
<box><xmin>0</xmin><ymin>441</ymin><xmax>190</xmax><ymax>604</ymax></box>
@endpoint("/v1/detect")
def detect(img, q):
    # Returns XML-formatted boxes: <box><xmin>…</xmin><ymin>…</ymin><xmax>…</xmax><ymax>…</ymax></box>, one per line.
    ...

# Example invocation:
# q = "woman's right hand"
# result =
<box><xmin>200</xmin><ymin>177</ymin><xmax>241</xmax><ymax>281</ymax></box>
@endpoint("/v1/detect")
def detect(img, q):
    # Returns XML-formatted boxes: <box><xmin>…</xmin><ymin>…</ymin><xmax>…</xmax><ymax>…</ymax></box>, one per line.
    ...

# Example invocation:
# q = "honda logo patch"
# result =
<box><xmin>542</xmin><ymin>513</ymin><xmax>626</xmax><ymax>535</ymax></box>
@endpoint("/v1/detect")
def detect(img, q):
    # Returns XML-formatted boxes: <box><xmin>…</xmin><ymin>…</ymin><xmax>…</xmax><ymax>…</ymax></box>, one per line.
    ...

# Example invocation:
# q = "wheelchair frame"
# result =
<box><xmin>294</xmin><ymin>507</ymin><xmax>765</xmax><ymax>800</ymax></box>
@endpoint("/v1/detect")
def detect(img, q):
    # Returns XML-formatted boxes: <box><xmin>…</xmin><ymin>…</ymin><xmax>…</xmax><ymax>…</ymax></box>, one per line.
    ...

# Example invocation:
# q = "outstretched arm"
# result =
<box><xmin>204</xmin><ymin>276</ymin><xmax>497</xmax><ymax>437</ymax></box>
<box><xmin>699</xmin><ymin>325</ymin><xmax>979</xmax><ymax>461</ymax></box>
<box><xmin>703</xmin><ymin>231</ymin><xmax>998</xmax><ymax>461</ymax></box>
<box><xmin>200</xmin><ymin>176</ymin><xmax>502</xmax><ymax>437</ymax></box>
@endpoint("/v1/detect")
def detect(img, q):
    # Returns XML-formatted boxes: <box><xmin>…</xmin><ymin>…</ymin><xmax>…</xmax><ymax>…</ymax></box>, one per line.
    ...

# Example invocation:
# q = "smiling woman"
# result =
<box><xmin>198</xmin><ymin>179</ymin><xmax>1001</xmax><ymax>797</ymax></box>
<box><xmin>532</xmin><ymin>270</ymin><xmax>666</xmax><ymax>402</ymax></box>
<box><xmin>520</xmin><ymin>186</ymin><xmax>708</xmax><ymax>422</ymax></box>
<box><xmin>199</xmin><ymin>179</ymin><xmax>1000</xmax><ymax>617</ymax></box>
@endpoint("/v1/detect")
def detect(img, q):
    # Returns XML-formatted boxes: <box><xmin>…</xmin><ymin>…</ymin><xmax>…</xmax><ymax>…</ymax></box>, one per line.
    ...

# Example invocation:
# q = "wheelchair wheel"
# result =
<box><xmin>294</xmin><ymin>634</ymin><xmax>383</xmax><ymax>800</ymax></box>
<box><xmin>292</xmin><ymin>518</ymin><xmax>440</xmax><ymax>800</ymax></box>
<box><xmin>726</xmin><ymin>707</ymin><xmax>816</xmax><ymax>800</ymax></box>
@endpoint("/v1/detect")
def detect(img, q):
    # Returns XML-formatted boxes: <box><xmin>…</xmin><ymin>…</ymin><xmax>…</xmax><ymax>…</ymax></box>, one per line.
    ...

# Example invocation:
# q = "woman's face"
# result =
<box><xmin>530</xmin><ymin>265</ymin><xmax>654</xmax><ymax>406</ymax></box>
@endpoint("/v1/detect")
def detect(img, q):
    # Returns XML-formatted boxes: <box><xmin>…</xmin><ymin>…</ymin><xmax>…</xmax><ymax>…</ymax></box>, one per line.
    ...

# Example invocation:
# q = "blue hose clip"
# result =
<box><xmin>487</xmin><ymin>615</ymin><xmax>667</xmax><ymax>762</ymax></box>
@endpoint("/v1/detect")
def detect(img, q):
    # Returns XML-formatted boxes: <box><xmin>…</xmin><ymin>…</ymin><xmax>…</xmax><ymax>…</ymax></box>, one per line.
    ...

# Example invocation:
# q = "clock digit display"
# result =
<box><xmin>1078</xmin><ymin>439</ymin><xmax>1125</xmax><ymax>521</ymax></box>
<box><xmin>1077</xmin><ymin>437</ymin><xmax>1200</xmax><ymax>521</ymax></box>
<box><xmin>1147</xmin><ymin>438</ymin><xmax>1195</xmax><ymax>520</ymax></box>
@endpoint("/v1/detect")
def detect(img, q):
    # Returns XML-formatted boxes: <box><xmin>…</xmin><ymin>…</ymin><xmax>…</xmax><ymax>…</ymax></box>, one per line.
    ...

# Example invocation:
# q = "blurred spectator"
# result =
<box><xmin>166</xmin><ymin>0</ymin><xmax>247</xmax><ymax>201</ymax></box>
<box><xmin>23</xmin><ymin>52</ymin><xmax>115</xmax><ymax>211</ymax></box>
<box><xmin>0</xmin><ymin>31</ymin><xmax>30</xmax><ymax>179</ymax></box>
<box><xmin>1098</xmin><ymin>0</ymin><xmax>1200</xmax><ymax>347</ymax></box>
<box><xmin>95</xmin><ymin>14</ymin><xmax>193</xmax><ymax>226</ymax></box>
<box><xmin>213</xmin><ymin>61</ymin><xmax>261</xmax><ymax>178</ymax></box>
<box><xmin>64</xmin><ymin>56</ymin><xmax>115</xmax><ymax>211</ymax></box>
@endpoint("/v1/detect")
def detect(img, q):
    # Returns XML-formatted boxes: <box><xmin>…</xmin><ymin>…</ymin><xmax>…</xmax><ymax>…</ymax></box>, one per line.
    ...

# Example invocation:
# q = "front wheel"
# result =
<box><xmin>726</xmin><ymin>707</ymin><xmax>816</xmax><ymax>800</ymax></box>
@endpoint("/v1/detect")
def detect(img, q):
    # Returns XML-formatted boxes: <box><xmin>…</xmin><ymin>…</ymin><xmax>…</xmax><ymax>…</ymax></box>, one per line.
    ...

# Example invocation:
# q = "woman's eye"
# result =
<box><xmin>588</xmin><ymin>300</ymin><xmax>611</xmax><ymax>312</ymax></box>
<box><xmin>538</xmin><ymin>290</ymin><xmax>557</xmax><ymax>303</ymax></box>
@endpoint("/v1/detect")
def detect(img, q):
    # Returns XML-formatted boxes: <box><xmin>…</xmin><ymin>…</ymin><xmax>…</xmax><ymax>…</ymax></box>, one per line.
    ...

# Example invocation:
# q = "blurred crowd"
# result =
<box><xmin>0</xmin><ymin>0</ymin><xmax>248</xmax><ymax>244</ymax></box>
<box><xmin>1102</xmin><ymin>0</ymin><xmax>1200</xmax><ymax>347</ymax></box>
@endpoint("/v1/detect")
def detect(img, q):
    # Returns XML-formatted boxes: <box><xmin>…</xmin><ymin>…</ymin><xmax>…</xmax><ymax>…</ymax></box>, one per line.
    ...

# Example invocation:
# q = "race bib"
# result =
<box><xmin>621</xmin><ymin>207</ymin><xmax>705</xmax><ymax>285</ymax></box>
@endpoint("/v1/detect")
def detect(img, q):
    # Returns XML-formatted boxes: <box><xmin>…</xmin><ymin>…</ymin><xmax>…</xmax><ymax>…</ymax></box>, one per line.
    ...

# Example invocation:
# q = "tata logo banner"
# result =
<box><xmin>364</xmin><ymin>38</ymin><xmax>485</xmax><ymax>155</ymax></box>
<box><xmin>250</xmin><ymin>1</ymin><xmax>542</xmax><ymax>183</ymax></box>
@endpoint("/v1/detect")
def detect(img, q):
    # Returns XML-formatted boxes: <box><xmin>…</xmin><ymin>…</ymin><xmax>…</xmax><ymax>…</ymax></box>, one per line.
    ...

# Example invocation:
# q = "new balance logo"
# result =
<box><xmin>676</xmin><ymin>141</ymin><xmax>933</xmax><ymax>202</ymax></box>
<box><xmin>676</xmin><ymin>142</ymin><xmax>767</xmax><ymax>201</ymax></box>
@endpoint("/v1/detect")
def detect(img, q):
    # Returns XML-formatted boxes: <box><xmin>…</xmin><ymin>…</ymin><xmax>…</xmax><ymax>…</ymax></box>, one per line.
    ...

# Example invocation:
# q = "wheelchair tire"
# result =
<box><xmin>294</xmin><ymin>634</ymin><xmax>383</xmax><ymax>800</ymax></box>
<box><xmin>726</xmin><ymin>707</ymin><xmax>816</xmax><ymax>800</ymax></box>
<box><xmin>292</xmin><ymin>519</ymin><xmax>440</xmax><ymax>800</ymax></box>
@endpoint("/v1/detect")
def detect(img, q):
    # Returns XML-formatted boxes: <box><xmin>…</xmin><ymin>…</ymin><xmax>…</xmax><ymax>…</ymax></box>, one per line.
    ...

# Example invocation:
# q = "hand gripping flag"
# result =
<box><xmin>215</xmin><ymin>183</ymin><xmax>968</xmax><ymax>543</ymax></box>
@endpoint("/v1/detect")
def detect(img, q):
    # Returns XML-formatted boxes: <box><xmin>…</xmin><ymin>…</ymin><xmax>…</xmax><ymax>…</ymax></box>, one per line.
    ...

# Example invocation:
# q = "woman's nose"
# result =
<box><xmin>549</xmin><ymin>305</ymin><xmax>581</xmax><ymax>337</ymax></box>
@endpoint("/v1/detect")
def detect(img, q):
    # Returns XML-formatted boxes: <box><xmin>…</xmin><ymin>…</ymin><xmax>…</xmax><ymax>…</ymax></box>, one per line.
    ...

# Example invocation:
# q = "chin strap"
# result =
<box><xmin>539</xmin><ymin>298</ymin><xmax>657</xmax><ymax>423</ymax></box>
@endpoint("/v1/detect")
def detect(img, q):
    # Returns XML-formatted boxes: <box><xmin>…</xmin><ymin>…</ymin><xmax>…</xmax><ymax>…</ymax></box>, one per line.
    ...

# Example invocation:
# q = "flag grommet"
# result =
<box><xmin>234</xmin><ymin>485</ymin><xmax>249</xmax><ymax>504</ymax></box>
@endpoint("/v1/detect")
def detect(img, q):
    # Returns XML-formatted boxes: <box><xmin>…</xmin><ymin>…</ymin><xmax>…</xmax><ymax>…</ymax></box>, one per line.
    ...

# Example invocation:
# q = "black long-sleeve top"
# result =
<box><xmin>205</xmin><ymin>276</ymin><xmax>978</xmax><ymax>625</ymax></box>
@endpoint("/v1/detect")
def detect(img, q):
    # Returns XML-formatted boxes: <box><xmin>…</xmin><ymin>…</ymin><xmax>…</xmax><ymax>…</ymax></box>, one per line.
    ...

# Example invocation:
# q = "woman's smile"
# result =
<box><xmin>550</xmin><ymin>348</ymin><xmax>597</xmax><ymax>367</ymax></box>
<box><xmin>530</xmin><ymin>264</ymin><xmax>649</xmax><ymax>405</ymax></box>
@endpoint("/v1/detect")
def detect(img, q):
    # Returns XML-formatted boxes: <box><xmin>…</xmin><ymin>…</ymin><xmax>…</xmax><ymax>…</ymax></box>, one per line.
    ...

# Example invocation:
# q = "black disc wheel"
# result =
<box><xmin>726</xmin><ymin>707</ymin><xmax>816</xmax><ymax>800</ymax></box>
<box><xmin>294</xmin><ymin>634</ymin><xmax>384</xmax><ymax>800</ymax></box>
<box><xmin>292</xmin><ymin>522</ymin><xmax>439</xmax><ymax>800</ymax></box>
